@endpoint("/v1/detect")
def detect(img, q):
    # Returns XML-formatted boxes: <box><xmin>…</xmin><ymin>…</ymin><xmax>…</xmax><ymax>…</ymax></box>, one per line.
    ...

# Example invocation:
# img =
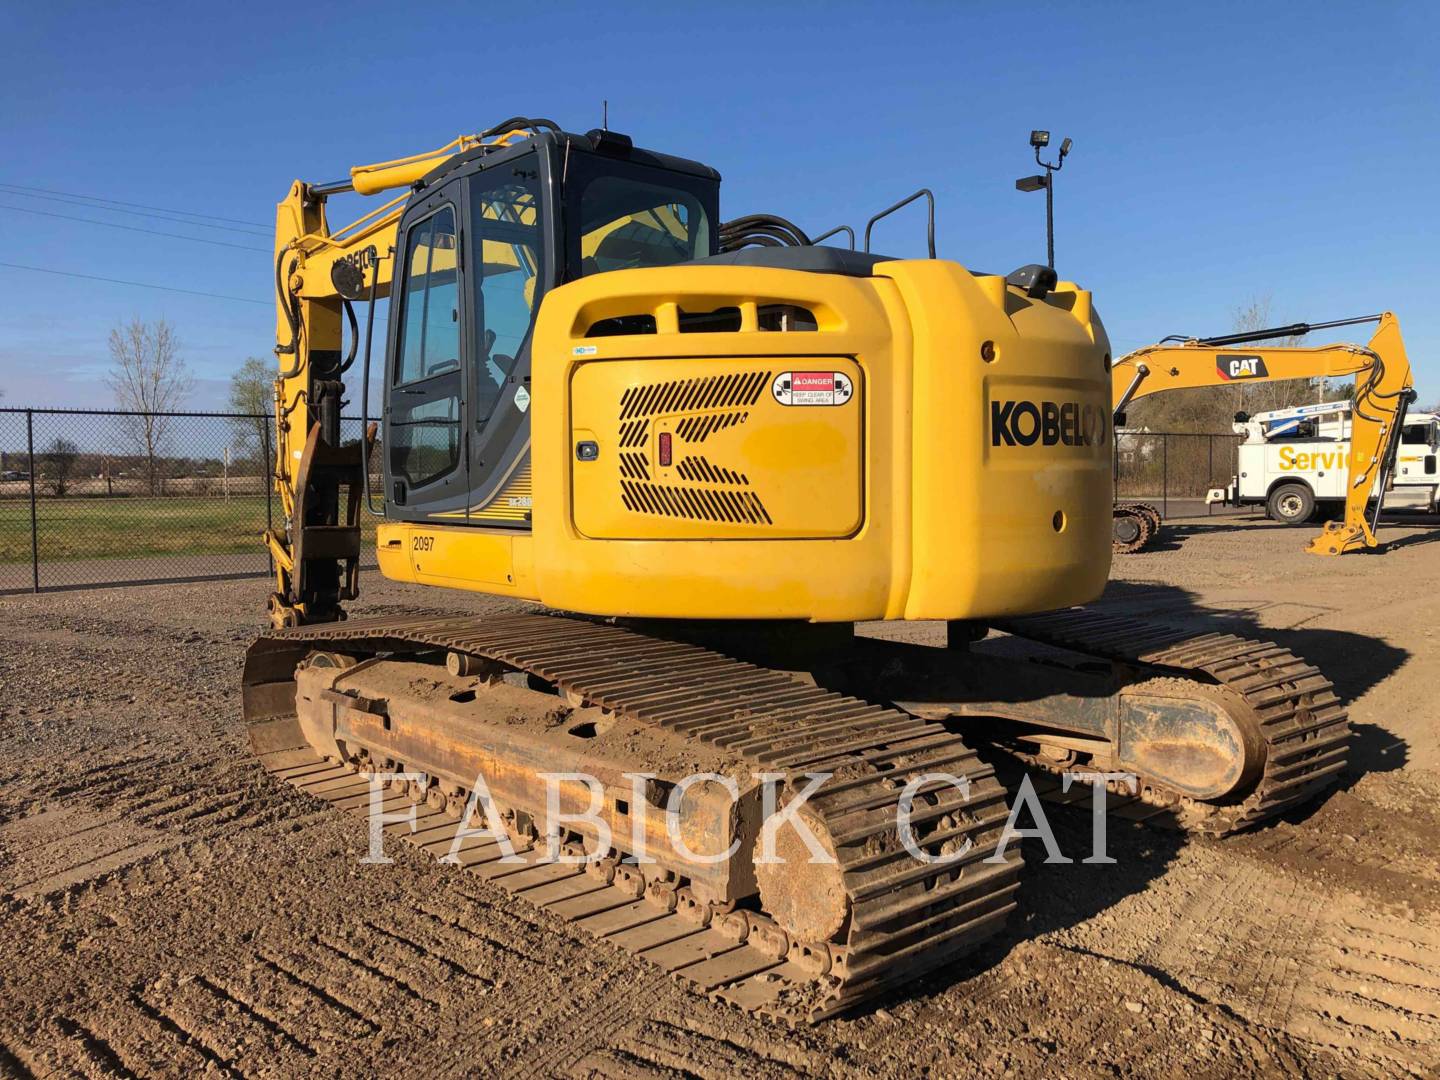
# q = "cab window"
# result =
<box><xmin>471</xmin><ymin>169</ymin><xmax>543</xmax><ymax>428</ymax></box>
<box><xmin>568</xmin><ymin>156</ymin><xmax>715</xmax><ymax>279</ymax></box>
<box><xmin>390</xmin><ymin>205</ymin><xmax>462</xmax><ymax>490</ymax></box>
<box><xmin>395</xmin><ymin>207</ymin><xmax>459</xmax><ymax>385</ymax></box>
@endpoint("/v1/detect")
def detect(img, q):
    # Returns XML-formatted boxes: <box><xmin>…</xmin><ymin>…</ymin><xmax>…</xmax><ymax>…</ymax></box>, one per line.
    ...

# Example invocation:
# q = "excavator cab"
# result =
<box><xmin>382</xmin><ymin>131</ymin><xmax>719</xmax><ymax>525</ymax></box>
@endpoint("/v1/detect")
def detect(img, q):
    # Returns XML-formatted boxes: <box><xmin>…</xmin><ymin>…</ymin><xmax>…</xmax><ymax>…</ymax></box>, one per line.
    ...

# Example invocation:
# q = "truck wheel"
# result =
<box><xmin>1267</xmin><ymin>483</ymin><xmax>1314</xmax><ymax>525</ymax></box>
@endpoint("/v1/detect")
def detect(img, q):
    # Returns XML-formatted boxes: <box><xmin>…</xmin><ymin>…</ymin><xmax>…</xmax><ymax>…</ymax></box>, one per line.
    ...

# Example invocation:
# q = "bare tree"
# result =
<box><xmin>42</xmin><ymin>437</ymin><xmax>78</xmax><ymax>497</ymax></box>
<box><xmin>106</xmin><ymin>319</ymin><xmax>193</xmax><ymax>495</ymax></box>
<box><xmin>1226</xmin><ymin>296</ymin><xmax>1335</xmax><ymax>417</ymax></box>
<box><xmin>228</xmin><ymin>356</ymin><xmax>273</xmax><ymax>471</ymax></box>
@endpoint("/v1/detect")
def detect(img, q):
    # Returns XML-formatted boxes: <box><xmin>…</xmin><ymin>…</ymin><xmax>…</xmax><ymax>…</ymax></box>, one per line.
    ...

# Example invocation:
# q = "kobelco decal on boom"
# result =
<box><xmin>991</xmin><ymin>400</ymin><xmax>1107</xmax><ymax>447</ymax></box>
<box><xmin>1216</xmin><ymin>353</ymin><xmax>1269</xmax><ymax>380</ymax></box>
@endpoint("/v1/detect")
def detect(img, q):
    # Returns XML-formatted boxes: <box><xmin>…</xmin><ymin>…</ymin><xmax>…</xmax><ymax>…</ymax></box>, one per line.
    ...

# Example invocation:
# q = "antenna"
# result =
<box><xmin>603</xmin><ymin>99</ymin><xmax>608</xmax><ymax>131</ymax></box>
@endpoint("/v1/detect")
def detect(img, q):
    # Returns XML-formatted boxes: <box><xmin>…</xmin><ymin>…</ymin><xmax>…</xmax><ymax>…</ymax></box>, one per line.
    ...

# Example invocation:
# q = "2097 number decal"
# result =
<box><xmin>412</xmin><ymin>535</ymin><xmax>435</xmax><ymax>552</ymax></box>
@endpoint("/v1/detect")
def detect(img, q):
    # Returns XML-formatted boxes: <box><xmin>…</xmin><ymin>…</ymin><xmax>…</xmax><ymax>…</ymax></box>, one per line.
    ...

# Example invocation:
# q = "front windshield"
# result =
<box><xmin>571</xmin><ymin>156</ymin><xmax>715</xmax><ymax>278</ymax></box>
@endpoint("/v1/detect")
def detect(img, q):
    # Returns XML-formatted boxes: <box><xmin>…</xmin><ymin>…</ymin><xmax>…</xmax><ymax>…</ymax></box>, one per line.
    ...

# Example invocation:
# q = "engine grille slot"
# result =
<box><xmin>675</xmin><ymin>412</ymin><xmax>747</xmax><ymax>443</ymax></box>
<box><xmin>620</xmin><ymin>371</ymin><xmax>770</xmax><ymax>421</ymax></box>
<box><xmin>619</xmin><ymin>452</ymin><xmax>651</xmax><ymax>481</ymax></box>
<box><xmin>622</xmin><ymin>480</ymin><xmax>773</xmax><ymax>525</ymax></box>
<box><xmin>618</xmin><ymin>419</ymin><xmax>650</xmax><ymax>448</ymax></box>
<box><xmin>676</xmin><ymin>456</ymin><xmax>747</xmax><ymax>486</ymax></box>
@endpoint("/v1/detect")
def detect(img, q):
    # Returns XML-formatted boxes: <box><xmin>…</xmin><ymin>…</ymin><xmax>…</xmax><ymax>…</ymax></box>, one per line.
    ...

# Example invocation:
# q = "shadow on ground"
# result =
<box><xmin>858</xmin><ymin>569</ymin><xmax>1409</xmax><ymax>1009</ymax></box>
<box><xmin>869</xmin><ymin>770</ymin><xmax>1188</xmax><ymax>1009</ymax></box>
<box><xmin>1132</xmin><ymin>509</ymin><xmax>1440</xmax><ymax>554</ymax></box>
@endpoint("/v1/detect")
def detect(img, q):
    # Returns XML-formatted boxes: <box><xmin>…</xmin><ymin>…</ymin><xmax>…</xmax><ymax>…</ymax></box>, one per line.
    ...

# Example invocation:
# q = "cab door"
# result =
<box><xmin>385</xmin><ymin>192</ymin><xmax>469</xmax><ymax>520</ymax></box>
<box><xmin>1392</xmin><ymin>420</ymin><xmax>1439</xmax><ymax>491</ymax></box>
<box><xmin>462</xmin><ymin>157</ymin><xmax>548</xmax><ymax>526</ymax></box>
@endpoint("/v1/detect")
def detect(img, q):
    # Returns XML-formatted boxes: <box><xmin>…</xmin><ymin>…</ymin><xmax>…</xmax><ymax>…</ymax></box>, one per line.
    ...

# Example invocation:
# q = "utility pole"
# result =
<box><xmin>1014</xmin><ymin>130</ymin><xmax>1073</xmax><ymax>270</ymax></box>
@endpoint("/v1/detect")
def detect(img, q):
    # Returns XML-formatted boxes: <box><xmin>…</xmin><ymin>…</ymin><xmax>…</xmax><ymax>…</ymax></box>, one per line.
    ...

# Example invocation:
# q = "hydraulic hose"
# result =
<box><xmin>275</xmin><ymin>249</ymin><xmax>302</xmax><ymax>377</ymax></box>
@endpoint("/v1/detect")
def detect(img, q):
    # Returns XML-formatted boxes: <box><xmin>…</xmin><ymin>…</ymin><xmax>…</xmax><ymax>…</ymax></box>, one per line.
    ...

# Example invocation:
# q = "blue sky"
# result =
<box><xmin>1</xmin><ymin>1</ymin><xmax>1436</xmax><ymax>410</ymax></box>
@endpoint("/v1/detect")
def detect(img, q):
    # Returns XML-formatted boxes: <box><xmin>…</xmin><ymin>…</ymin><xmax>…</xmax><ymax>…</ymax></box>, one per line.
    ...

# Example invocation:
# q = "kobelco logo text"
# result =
<box><xmin>991</xmin><ymin>400</ymin><xmax>1107</xmax><ymax>447</ymax></box>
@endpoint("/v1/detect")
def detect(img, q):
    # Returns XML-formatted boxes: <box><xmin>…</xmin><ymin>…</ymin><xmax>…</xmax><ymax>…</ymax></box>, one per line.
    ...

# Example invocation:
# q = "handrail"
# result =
<box><xmin>811</xmin><ymin>225</ymin><xmax>856</xmax><ymax>250</ymax></box>
<box><xmin>863</xmin><ymin>189</ymin><xmax>935</xmax><ymax>258</ymax></box>
<box><xmin>359</xmin><ymin>246</ymin><xmax>390</xmax><ymax>514</ymax></box>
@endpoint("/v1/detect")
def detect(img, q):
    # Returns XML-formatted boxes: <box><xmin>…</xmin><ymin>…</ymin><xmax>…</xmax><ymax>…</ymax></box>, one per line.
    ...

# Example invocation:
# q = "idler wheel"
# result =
<box><xmin>753</xmin><ymin>808</ymin><xmax>849</xmax><ymax>943</ymax></box>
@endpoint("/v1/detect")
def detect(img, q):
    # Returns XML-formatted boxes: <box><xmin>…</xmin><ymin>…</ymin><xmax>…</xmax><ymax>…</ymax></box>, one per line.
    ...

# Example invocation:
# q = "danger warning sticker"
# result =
<box><xmin>772</xmin><ymin>371</ymin><xmax>854</xmax><ymax>406</ymax></box>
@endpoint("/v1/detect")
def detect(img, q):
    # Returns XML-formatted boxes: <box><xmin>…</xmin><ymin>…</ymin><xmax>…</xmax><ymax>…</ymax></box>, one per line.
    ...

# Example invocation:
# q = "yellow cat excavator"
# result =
<box><xmin>1109</xmin><ymin>314</ymin><xmax>1415</xmax><ymax>553</ymax></box>
<box><xmin>243</xmin><ymin>119</ymin><xmax>1349</xmax><ymax>1020</ymax></box>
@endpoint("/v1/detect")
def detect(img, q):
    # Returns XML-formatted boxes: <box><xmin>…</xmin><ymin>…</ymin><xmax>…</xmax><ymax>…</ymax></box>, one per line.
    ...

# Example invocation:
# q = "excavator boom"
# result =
<box><xmin>1112</xmin><ymin>312</ymin><xmax>1415</xmax><ymax>554</ymax></box>
<box><xmin>266</xmin><ymin>122</ymin><xmax>552</xmax><ymax>627</ymax></box>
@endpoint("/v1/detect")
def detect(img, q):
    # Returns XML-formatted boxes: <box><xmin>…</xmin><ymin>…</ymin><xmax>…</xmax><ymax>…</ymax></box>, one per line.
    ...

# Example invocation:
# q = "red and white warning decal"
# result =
<box><xmin>771</xmin><ymin>371</ymin><xmax>854</xmax><ymax>406</ymax></box>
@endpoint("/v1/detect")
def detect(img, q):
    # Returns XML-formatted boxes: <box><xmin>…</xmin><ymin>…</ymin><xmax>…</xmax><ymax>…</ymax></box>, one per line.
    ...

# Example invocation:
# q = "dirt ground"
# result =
<box><xmin>1</xmin><ymin>512</ymin><xmax>1438</xmax><ymax>1078</ymax></box>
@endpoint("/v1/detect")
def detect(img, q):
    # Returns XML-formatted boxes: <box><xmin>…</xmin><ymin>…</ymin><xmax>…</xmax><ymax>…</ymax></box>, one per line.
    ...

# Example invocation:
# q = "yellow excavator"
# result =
<box><xmin>243</xmin><ymin>119</ymin><xmax>1349</xmax><ymax>1020</ymax></box>
<box><xmin>1109</xmin><ymin>314</ymin><xmax>1415</xmax><ymax>554</ymax></box>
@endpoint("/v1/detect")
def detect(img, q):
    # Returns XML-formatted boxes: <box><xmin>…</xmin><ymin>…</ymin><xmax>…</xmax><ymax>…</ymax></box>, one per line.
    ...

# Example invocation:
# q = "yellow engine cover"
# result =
<box><xmin>571</xmin><ymin>356</ymin><xmax>863</xmax><ymax>539</ymax></box>
<box><xmin>378</xmin><ymin>258</ymin><xmax>1115</xmax><ymax>624</ymax></box>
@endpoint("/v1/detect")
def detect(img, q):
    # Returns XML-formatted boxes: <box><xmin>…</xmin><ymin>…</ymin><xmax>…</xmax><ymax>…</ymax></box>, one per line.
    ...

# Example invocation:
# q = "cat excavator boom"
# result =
<box><xmin>1110</xmin><ymin>312</ymin><xmax>1415</xmax><ymax>554</ymax></box>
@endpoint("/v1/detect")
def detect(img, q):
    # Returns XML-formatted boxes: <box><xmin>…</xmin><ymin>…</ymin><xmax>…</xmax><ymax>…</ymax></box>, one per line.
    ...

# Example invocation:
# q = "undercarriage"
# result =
<box><xmin>242</xmin><ymin>607</ymin><xmax>1347</xmax><ymax>1021</ymax></box>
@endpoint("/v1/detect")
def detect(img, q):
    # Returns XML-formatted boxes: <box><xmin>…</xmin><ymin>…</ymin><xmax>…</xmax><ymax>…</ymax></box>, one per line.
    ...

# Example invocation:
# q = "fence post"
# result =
<box><xmin>26</xmin><ymin>409</ymin><xmax>38</xmax><ymax>593</ymax></box>
<box><xmin>1112</xmin><ymin>425</ymin><xmax>1120</xmax><ymax>505</ymax></box>
<box><xmin>262</xmin><ymin>416</ymin><xmax>273</xmax><ymax>577</ymax></box>
<box><xmin>1162</xmin><ymin>435</ymin><xmax>1168</xmax><ymax>518</ymax></box>
<box><xmin>1207</xmin><ymin>436</ymin><xmax>1214</xmax><ymax>516</ymax></box>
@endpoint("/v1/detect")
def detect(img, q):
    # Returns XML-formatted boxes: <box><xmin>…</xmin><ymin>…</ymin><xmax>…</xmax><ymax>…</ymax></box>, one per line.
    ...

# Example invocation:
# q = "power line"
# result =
<box><xmin>0</xmin><ymin>181</ymin><xmax>270</xmax><ymax>230</ymax></box>
<box><xmin>0</xmin><ymin>260</ymin><xmax>269</xmax><ymax>306</ymax></box>
<box><xmin>0</xmin><ymin>185</ymin><xmax>271</xmax><ymax>238</ymax></box>
<box><xmin>0</xmin><ymin>202</ymin><xmax>269</xmax><ymax>252</ymax></box>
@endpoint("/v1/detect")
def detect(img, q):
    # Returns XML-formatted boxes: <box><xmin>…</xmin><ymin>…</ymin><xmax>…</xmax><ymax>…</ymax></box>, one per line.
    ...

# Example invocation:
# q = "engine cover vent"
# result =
<box><xmin>676</xmin><ymin>455</ymin><xmax>747</xmax><ymax>486</ymax></box>
<box><xmin>619</xmin><ymin>452</ymin><xmax>651</xmax><ymax>481</ymax></box>
<box><xmin>621</xmin><ymin>481</ymin><xmax>773</xmax><ymax>525</ymax></box>
<box><xmin>571</xmin><ymin>357</ymin><xmax>863</xmax><ymax>540</ymax></box>
<box><xmin>620</xmin><ymin>371</ymin><xmax>769</xmax><ymax>420</ymax></box>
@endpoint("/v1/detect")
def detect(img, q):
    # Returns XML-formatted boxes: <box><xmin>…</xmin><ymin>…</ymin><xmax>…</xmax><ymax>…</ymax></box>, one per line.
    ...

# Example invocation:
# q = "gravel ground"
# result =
<box><xmin>0</xmin><ymin>512</ymin><xmax>1437</xmax><ymax>1078</ymax></box>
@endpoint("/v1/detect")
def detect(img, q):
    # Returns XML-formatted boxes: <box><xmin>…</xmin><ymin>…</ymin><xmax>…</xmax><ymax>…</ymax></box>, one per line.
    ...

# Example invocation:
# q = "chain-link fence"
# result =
<box><xmin>1115</xmin><ymin>430</ymin><xmax>1246</xmax><ymax>518</ymax></box>
<box><xmin>0</xmin><ymin>408</ymin><xmax>378</xmax><ymax>594</ymax></box>
<box><xmin>1</xmin><ymin>409</ymin><xmax>1250</xmax><ymax>595</ymax></box>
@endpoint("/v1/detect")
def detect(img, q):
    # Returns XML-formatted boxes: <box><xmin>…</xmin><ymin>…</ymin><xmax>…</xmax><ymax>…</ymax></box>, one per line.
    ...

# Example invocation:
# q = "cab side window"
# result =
<box><xmin>471</xmin><ymin>171</ymin><xmax>543</xmax><ymax>430</ymax></box>
<box><xmin>390</xmin><ymin>206</ymin><xmax>462</xmax><ymax>491</ymax></box>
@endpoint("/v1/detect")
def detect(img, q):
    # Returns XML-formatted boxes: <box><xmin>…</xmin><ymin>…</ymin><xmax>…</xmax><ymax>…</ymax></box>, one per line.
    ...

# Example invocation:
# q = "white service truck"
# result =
<box><xmin>1214</xmin><ymin>401</ymin><xmax>1440</xmax><ymax>523</ymax></box>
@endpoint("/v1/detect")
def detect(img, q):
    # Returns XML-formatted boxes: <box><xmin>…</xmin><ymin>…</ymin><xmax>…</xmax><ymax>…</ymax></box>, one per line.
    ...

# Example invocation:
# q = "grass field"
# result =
<box><xmin>0</xmin><ymin>495</ymin><xmax>378</xmax><ymax>563</ymax></box>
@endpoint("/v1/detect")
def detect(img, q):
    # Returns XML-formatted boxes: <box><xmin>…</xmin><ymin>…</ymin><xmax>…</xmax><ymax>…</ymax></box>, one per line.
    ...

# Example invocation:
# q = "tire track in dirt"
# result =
<box><xmin>1287</xmin><ymin>908</ymin><xmax>1440</xmax><ymax>1074</ymax></box>
<box><xmin>512</xmin><ymin>972</ymin><xmax>672</xmax><ymax>1080</ymax></box>
<box><xmin>1117</xmin><ymin>849</ymin><xmax>1440</xmax><ymax>1076</ymax></box>
<box><xmin>127</xmin><ymin>989</ymin><xmax>249</xmax><ymax>1077</ymax></box>
<box><xmin>623</xmin><ymin>1010</ymin><xmax>827</xmax><ymax>1078</ymax></box>
<box><xmin>252</xmin><ymin>948</ymin><xmax>382</xmax><ymax>1039</ymax></box>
